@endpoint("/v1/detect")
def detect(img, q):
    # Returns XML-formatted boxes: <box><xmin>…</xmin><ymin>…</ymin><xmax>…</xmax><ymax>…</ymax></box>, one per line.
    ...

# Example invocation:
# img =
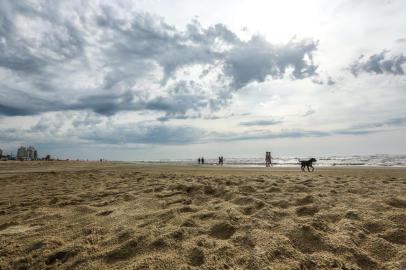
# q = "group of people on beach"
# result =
<box><xmin>197</xmin><ymin>152</ymin><xmax>273</xmax><ymax>167</ymax></box>
<box><xmin>197</xmin><ymin>157</ymin><xmax>224</xmax><ymax>165</ymax></box>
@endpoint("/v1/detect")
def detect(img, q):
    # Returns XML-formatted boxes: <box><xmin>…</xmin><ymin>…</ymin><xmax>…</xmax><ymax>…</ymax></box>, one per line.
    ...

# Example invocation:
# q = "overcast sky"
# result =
<box><xmin>1</xmin><ymin>0</ymin><xmax>405</xmax><ymax>160</ymax></box>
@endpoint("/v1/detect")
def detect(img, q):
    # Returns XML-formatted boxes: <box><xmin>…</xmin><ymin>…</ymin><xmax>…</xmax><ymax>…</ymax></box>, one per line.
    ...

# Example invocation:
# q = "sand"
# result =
<box><xmin>0</xmin><ymin>161</ymin><xmax>405</xmax><ymax>270</ymax></box>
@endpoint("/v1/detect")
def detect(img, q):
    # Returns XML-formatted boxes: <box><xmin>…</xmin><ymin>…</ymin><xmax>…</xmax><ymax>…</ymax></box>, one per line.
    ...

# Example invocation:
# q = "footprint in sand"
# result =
<box><xmin>232</xmin><ymin>196</ymin><xmax>265</xmax><ymax>215</ymax></box>
<box><xmin>104</xmin><ymin>236</ymin><xmax>145</xmax><ymax>263</ymax></box>
<box><xmin>188</xmin><ymin>247</ymin><xmax>205</xmax><ymax>266</ymax></box>
<box><xmin>364</xmin><ymin>237</ymin><xmax>398</xmax><ymax>261</ymax></box>
<box><xmin>385</xmin><ymin>197</ymin><xmax>406</xmax><ymax>208</ymax></box>
<box><xmin>209</xmin><ymin>222</ymin><xmax>236</xmax><ymax>239</ymax></box>
<box><xmin>380</xmin><ymin>228</ymin><xmax>406</xmax><ymax>245</ymax></box>
<box><xmin>149</xmin><ymin>237</ymin><xmax>167</xmax><ymax>250</ymax></box>
<box><xmin>267</xmin><ymin>187</ymin><xmax>281</xmax><ymax>193</ymax></box>
<box><xmin>295</xmin><ymin>205</ymin><xmax>319</xmax><ymax>216</ymax></box>
<box><xmin>362</xmin><ymin>221</ymin><xmax>385</xmax><ymax>234</ymax></box>
<box><xmin>45</xmin><ymin>247</ymin><xmax>80</xmax><ymax>265</ymax></box>
<box><xmin>353</xmin><ymin>252</ymin><xmax>378</xmax><ymax>270</ymax></box>
<box><xmin>181</xmin><ymin>219</ymin><xmax>198</xmax><ymax>227</ymax></box>
<box><xmin>288</xmin><ymin>225</ymin><xmax>329</xmax><ymax>254</ymax></box>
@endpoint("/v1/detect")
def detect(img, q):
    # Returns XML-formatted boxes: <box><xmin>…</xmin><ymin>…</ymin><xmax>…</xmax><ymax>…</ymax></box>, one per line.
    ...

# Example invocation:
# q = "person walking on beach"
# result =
<box><xmin>201</xmin><ymin>157</ymin><xmax>205</xmax><ymax>164</ymax></box>
<box><xmin>198</xmin><ymin>157</ymin><xmax>201</xmax><ymax>164</ymax></box>
<box><xmin>218</xmin><ymin>156</ymin><xmax>224</xmax><ymax>166</ymax></box>
<box><xmin>265</xmin><ymin>152</ymin><xmax>269</xmax><ymax>167</ymax></box>
<box><xmin>265</xmin><ymin>152</ymin><xmax>272</xmax><ymax>167</ymax></box>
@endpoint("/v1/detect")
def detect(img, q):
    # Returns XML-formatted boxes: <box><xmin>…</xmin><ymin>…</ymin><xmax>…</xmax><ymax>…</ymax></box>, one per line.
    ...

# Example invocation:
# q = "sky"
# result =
<box><xmin>0</xmin><ymin>0</ymin><xmax>406</xmax><ymax>160</ymax></box>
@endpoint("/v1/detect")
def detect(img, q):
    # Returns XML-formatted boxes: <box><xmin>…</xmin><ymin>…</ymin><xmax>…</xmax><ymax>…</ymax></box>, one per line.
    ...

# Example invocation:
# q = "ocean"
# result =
<box><xmin>134</xmin><ymin>154</ymin><xmax>406</xmax><ymax>167</ymax></box>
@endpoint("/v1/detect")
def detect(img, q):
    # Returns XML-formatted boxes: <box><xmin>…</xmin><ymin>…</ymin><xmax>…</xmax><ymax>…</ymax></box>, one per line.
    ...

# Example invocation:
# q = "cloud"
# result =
<box><xmin>350</xmin><ymin>117</ymin><xmax>406</xmax><ymax>129</ymax></box>
<box><xmin>311</xmin><ymin>76</ymin><xmax>335</xmax><ymax>85</ymax></box>
<box><xmin>302</xmin><ymin>108</ymin><xmax>316</xmax><ymax>117</ymax></box>
<box><xmin>0</xmin><ymin>1</ymin><xmax>85</xmax><ymax>73</ymax></box>
<box><xmin>208</xmin><ymin>129</ymin><xmax>329</xmax><ymax>142</ymax></box>
<box><xmin>81</xmin><ymin>123</ymin><xmax>204</xmax><ymax>145</ymax></box>
<box><xmin>327</xmin><ymin>76</ymin><xmax>335</xmax><ymax>85</ymax></box>
<box><xmin>350</xmin><ymin>51</ymin><xmax>406</xmax><ymax>76</ymax></box>
<box><xmin>0</xmin><ymin>115</ymin><xmax>204</xmax><ymax>146</ymax></box>
<box><xmin>74</xmin><ymin>91</ymin><xmax>136</xmax><ymax>116</ymax></box>
<box><xmin>0</xmin><ymin>87</ymin><xmax>66</xmax><ymax>116</ymax></box>
<box><xmin>1</xmin><ymin>111</ymin><xmax>405</xmax><ymax>149</ymax></box>
<box><xmin>0</xmin><ymin>1</ymin><xmax>319</xmax><ymax>119</ymax></box>
<box><xmin>211</xmin><ymin>118</ymin><xmax>406</xmax><ymax>142</ymax></box>
<box><xmin>239</xmin><ymin>119</ymin><xmax>283</xmax><ymax>126</ymax></box>
<box><xmin>223</xmin><ymin>36</ymin><xmax>318</xmax><ymax>88</ymax></box>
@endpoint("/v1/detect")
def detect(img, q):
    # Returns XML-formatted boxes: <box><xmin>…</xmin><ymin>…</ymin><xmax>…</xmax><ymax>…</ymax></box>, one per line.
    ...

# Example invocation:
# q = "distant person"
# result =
<box><xmin>198</xmin><ymin>157</ymin><xmax>201</xmax><ymax>164</ymax></box>
<box><xmin>265</xmin><ymin>152</ymin><xmax>272</xmax><ymax>167</ymax></box>
<box><xmin>218</xmin><ymin>156</ymin><xmax>224</xmax><ymax>166</ymax></box>
<box><xmin>201</xmin><ymin>157</ymin><xmax>205</xmax><ymax>164</ymax></box>
<box><xmin>265</xmin><ymin>152</ymin><xmax>268</xmax><ymax>167</ymax></box>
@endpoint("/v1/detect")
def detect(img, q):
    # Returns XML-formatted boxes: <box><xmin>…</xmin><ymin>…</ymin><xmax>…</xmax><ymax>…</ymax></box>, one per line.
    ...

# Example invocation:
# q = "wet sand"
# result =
<box><xmin>0</xmin><ymin>161</ymin><xmax>405</xmax><ymax>269</ymax></box>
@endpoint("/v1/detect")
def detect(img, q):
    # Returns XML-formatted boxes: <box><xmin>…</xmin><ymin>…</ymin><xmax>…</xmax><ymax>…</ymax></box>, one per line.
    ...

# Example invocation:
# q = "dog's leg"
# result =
<box><xmin>310</xmin><ymin>165</ymin><xmax>314</xmax><ymax>172</ymax></box>
<box><xmin>307</xmin><ymin>165</ymin><xmax>310</xmax><ymax>172</ymax></box>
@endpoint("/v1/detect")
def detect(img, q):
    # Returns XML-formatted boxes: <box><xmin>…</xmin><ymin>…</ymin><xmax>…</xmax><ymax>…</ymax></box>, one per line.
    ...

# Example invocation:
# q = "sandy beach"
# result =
<box><xmin>0</xmin><ymin>161</ymin><xmax>405</xmax><ymax>270</ymax></box>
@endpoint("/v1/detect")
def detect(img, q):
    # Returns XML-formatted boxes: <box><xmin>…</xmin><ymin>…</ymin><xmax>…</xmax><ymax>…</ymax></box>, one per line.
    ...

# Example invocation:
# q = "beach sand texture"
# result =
<box><xmin>0</xmin><ymin>162</ymin><xmax>405</xmax><ymax>269</ymax></box>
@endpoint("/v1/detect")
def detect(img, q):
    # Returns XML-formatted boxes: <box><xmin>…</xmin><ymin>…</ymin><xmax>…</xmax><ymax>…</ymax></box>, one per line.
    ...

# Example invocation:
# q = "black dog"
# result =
<box><xmin>300</xmin><ymin>158</ymin><xmax>317</xmax><ymax>172</ymax></box>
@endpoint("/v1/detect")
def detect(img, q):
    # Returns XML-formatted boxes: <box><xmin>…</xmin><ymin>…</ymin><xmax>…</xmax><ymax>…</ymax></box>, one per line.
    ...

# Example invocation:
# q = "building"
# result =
<box><xmin>17</xmin><ymin>146</ymin><xmax>38</xmax><ymax>160</ymax></box>
<box><xmin>17</xmin><ymin>146</ymin><xmax>27</xmax><ymax>160</ymax></box>
<box><xmin>27</xmin><ymin>146</ymin><xmax>38</xmax><ymax>160</ymax></box>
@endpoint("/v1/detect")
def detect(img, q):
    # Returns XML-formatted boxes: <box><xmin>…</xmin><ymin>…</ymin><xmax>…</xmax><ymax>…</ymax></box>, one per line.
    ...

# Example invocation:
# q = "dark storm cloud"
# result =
<box><xmin>224</xmin><ymin>36</ymin><xmax>318</xmax><ymax>88</ymax></box>
<box><xmin>0</xmin><ymin>87</ymin><xmax>66</xmax><ymax>116</ymax></box>
<box><xmin>350</xmin><ymin>51</ymin><xmax>406</xmax><ymax>76</ymax></box>
<box><xmin>0</xmin><ymin>1</ymin><xmax>319</xmax><ymax>119</ymax></box>
<box><xmin>95</xmin><ymin>8</ymin><xmax>229</xmax><ymax>83</ymax></box>
<box><xmin>74</xmin><ymin>91</ymin><xmax>136</xmax><ymax>116</ymax></box>
<box><xmin>0</xmin><ymin>1</ymin><xmax>85</xmax><ymax>73</ymax></box>
<box><xmin>0</xmin><ymin>86</ymin><xmax>135</xmax><ymax>116</ymax></box>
